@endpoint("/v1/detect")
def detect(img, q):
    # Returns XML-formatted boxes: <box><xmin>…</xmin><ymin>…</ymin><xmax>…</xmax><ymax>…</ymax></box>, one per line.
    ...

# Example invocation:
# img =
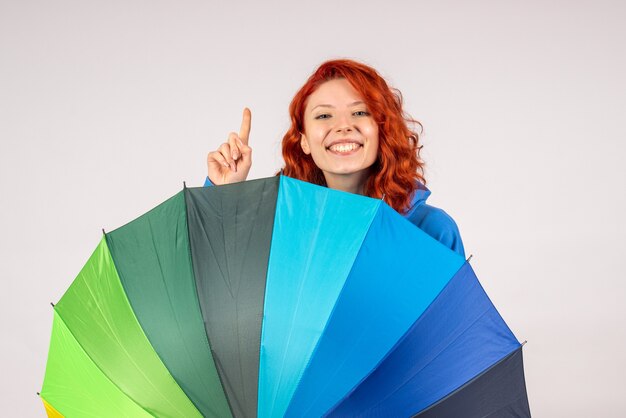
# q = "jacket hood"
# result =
<box><xmin>405</xmin><ymin>182</ymin><xmax>431</xmax><ymax>217</ymax></box>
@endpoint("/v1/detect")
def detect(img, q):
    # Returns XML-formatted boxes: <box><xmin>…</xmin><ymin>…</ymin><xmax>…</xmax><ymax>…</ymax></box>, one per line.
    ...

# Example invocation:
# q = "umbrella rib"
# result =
<box><xmin>232</xmin><ymin>183</ymin><xmax>270</xmax><ymax>409</ymax></box>
<box><xmin>76</xmin><ymin>259</ymin><xmax>199</xmax><ymax>417</ymax></box>
<box><xmin>146</xmin><ymin>217</ymin><xmax>218</xmax><ymax>416</ymax></box>
<box><xmin>268</xmin><ymin>193</ymin><xmax>328</xmax><ymax>415</ymax></box>
<box><xmin>220</xmin><ymin>192</ymin><xmax>233</xmax><ymax>294</ymax></box>
<box><xmin>190</xmin><ymin>192</ymin><xmax>249</xmax><ymax>413</ymax></box>
<box><xmin>480</xmin><ymin>393</ymin><xmax>530</xmax><ymax>418</ymax></box>
<box><xmin>316</xmin><ymin>260</ymin><xmax>472</xmax><ymax>415</ymax></box>
<box><xmin>413</xmin><ymin>347</ymin><xmax>526</xmax><ymax>417</ymax></box>
<box><xmin>181</xmin><ymin>199</ymin><xmax>236</xmax><ymax>418</ymax></box>
<box><xmin>234</xmin><ymin>181</ymin><xmax>266</xmax><ymax>297</ymax></box>
<box><xmin>364</xmin><ymin>307</ymin><xmax>499</xmax><ymax>413</ymax></box>
<box><xmin>233</xmin><ymin>186</ymin><xmax>267</xmax><ymax>410</ymax></box>
<box><xmin>51</xmin><ymin>309</ymin><xmax>158</xmax><ymax>417</ymax></box>
<box><xmin>192</xmin><ymin>202</ymin><xmax>234</xmax><ymax>299</ymax></box>
<box><xmin>306</xmin><ymin>322</ymin><xmax>372</xmax><ymax>412</ymax></box>
<box><xmin>235</xmin><ymin>302</ymin><xmax>248</xmax><ymax>410</ymax></box>
<box><xmin>211</xmin><ymin>351</ymin><xmax>245</xmax><ymax>417</ymax></box>
<box><xmin>295</xmin><ymin>200</ymin><xmax>383</xmax><ymax>418</ymax></box>
<box><xmin>146</xmin><ymin>217</ymin><xmax>174</xmax><ymax>309</ymax></box>
<box><xmin>227</xmin><ymin>197</ymin><xmax>249</xmax><ymax>411</ymax></box>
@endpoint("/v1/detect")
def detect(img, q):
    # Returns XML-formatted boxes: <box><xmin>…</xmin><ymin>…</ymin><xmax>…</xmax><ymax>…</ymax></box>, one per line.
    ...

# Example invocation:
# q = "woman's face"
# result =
<box><xmin>300</xmin><ymin>78</ymin><xmax>379</xmax><ymax>190</ymax></box>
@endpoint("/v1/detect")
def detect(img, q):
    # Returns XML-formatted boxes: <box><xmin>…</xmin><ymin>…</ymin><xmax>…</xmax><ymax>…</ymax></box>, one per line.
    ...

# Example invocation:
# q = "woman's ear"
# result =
<box><xmin>300</xmin><ymin>133</ymin><xmax>311</xmax><ymax>155</ymax></box>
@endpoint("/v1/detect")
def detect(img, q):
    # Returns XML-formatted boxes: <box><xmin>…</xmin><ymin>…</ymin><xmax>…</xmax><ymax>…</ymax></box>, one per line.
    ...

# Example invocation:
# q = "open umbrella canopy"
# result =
<box><xmin>41</xmin><ymin>175</ymin><xmax>531</xmax><ymax>417</ymax></box>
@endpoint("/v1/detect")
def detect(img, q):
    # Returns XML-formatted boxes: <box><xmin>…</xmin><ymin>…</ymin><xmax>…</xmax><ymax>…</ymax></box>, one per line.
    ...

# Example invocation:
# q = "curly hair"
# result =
<box><xmin>281</xmin><ymin>59</ymin><xmax>426</xmax><ymax>214</ymax></box>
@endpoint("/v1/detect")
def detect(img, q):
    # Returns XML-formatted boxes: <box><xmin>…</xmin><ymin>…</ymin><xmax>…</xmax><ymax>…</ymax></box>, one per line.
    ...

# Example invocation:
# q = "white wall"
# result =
<box><xmin>1</xmin><ymin>0</ymin><xmax>625</xmax><ymax>416</ymax></box>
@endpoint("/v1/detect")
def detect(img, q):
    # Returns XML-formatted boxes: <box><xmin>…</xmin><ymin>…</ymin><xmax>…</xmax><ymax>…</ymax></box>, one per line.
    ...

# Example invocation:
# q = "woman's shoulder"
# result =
<box><xmin>404</xmin><ymin>185</ymin><xmax>466</xmax><ymax>257</ymax></box>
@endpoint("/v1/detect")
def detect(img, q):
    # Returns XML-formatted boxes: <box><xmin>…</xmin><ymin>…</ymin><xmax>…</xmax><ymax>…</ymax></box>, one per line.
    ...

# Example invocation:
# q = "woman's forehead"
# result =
<box><xmin>306</xmin><ymin>79</ymin><xmax>364</xmax><ymax>109</ymax></box>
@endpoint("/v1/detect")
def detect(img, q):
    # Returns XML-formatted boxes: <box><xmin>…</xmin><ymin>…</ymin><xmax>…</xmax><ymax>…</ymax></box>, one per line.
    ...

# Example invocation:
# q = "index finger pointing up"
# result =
<box><xmin>239</xmin><ymin>107</ymin><xmax>252</xmax><ymax>145</ymax></box>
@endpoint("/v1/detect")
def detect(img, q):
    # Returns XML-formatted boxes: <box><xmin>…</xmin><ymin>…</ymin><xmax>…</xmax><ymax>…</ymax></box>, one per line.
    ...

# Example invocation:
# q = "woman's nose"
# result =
<box><xmin>334</xmin><ymin>114</ymin><xmax>353</xmax><ymax>133</ymax></box>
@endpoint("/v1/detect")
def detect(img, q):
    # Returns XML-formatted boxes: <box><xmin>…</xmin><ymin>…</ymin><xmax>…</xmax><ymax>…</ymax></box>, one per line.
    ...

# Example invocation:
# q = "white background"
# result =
<box><xmin>2</xmin><ymin>0</ymin><xmax>625</xmax><ymax>416</ymax></box>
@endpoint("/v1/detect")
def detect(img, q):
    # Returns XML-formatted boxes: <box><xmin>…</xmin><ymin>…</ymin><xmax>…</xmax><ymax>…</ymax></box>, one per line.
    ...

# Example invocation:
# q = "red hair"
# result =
<box><xmin>281</xmin><ymin>59</ymin><xmax>425</xmax><ymax>214</ymax></box>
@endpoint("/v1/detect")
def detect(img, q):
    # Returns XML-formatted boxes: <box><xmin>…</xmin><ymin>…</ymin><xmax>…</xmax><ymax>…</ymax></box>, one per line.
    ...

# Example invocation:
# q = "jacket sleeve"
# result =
<box><xmin>408</xmin><ymin>205</ymin><xmax>466</xmax><ymax>258</ymax></box>
<box><xmin>433</xmin><ymin>215</ymin><xmax>465</xmax><ymax>257</ymax></box>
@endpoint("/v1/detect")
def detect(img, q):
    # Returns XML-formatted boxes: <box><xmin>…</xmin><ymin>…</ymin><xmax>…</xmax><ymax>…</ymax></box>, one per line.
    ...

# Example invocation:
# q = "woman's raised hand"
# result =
<box><xmin>207</xmin><ymin>108</ymin><xmax>253</xmax><ymax>185</ymax></box>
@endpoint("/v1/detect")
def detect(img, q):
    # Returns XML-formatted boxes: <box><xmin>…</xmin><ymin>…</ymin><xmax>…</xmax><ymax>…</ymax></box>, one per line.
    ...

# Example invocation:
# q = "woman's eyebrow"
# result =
<box><xmin>312</xmin><ymin>104</ymin><xmax>334</xmax><ymax>111</ymax></box>
<box><xmin>312</xmin><ymin>101</ymin><xmax>364</xmax><ymax>111</ymax></box>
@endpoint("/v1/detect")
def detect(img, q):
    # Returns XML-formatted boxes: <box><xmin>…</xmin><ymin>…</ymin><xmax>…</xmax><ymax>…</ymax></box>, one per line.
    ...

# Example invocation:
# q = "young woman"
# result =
<box><xmin>206</xmin><ymin>59</ymin><xmax>465</xmax><ymax>256</ymax></box>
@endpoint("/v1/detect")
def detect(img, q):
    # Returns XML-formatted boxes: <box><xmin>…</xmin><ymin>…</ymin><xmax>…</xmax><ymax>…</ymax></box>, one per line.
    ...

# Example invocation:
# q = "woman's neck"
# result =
<box><xmin>323</xmin><ymin>172</ymin><xmax>367</xmax><ymax>195</ymax></box>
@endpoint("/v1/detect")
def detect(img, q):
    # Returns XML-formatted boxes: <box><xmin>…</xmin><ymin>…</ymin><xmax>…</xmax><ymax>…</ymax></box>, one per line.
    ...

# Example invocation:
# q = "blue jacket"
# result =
<box><xmin>203</xmin><ymin>176</ymin><xmax>465</xmax><ymax>257</ymax></box>
<box><xmin>404</xmin><ymin>183</ymin><xmax>465</xmax><ymax>257</ymax></box>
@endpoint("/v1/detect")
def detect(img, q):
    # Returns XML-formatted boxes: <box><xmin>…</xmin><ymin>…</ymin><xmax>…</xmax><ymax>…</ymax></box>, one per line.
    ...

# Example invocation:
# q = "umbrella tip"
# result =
<box><xmin>36</xmin><ymin>392</ymin><xmax>40</xmax><ymax>397</ymax></box>
<box><xmin>50</xmin><ymin>302</ymin><xmax>55</xmax><ymax>307</ymax></box>
<box><xmin>102</xmin><ymin>228</ymin><xmax>106</xmax><ymax>236</ymax></box>
<box><xmin>522</xmin><ymin>340</ymin><xmax>528</xmax><ymax>346</ymax></box>
<box><xmin>183</xmin><ymin>181</ymin><xmax>187</xmax><ymax>189</ymax></box>
<box><xmin>466</xmin><ymin>254</ymin><xmax>473</xmax><ymax>263</ymax></box>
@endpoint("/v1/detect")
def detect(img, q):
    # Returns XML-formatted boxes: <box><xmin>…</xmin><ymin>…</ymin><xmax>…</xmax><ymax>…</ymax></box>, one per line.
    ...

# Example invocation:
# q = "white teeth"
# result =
<box><xmin>329</xmin><ymin>143</ymin><xmax>360</xmax><ymax>153</ymax></box>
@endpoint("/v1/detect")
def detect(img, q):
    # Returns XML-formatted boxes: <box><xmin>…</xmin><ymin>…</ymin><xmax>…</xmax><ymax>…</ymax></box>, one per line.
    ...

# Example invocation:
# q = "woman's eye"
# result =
<box><xmin>315</xmin><ymin>114</ymin><xmax>331</xmax><ymax>120</ymax></box>
<box><xmin>353</xmin><ymin>110</ymin><xmax>370</xmax><ymax>117</ymax></box>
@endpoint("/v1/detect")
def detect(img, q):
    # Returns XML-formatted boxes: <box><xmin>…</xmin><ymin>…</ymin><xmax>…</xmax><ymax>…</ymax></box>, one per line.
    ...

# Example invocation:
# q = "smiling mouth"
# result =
<box><xmin>327</xmin><ymin>142</ymin><xmax>362</xmax><ymax>154</ymax></box>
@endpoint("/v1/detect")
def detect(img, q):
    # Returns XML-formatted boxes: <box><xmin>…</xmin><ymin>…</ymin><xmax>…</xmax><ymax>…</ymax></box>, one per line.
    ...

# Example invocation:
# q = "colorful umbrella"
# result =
<box><xmin>40</xmin><ymin>175</ymin><xmax>531</xmax><ymax>417</ymax></box>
